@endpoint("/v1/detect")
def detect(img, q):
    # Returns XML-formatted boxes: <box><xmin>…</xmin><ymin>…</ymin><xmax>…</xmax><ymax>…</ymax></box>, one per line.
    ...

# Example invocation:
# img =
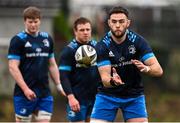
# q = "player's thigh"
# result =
<box><xmin>35</xmin><ymin>96</ymin><xmax>53</xmax><ymax>121</ymax></box>
<box><xmin>14</xmin><ymin>96</ymin><xmax>37</xmax><ymax>121</ymax></box>
<box><xmin>122</xmin><ymin>95</ymin><xmax>148</xmax><ymax>121</ymax></box>
<box><xmin>90</xmin><ymin>94</ymin><xmax>118</xmax><ymax>122</ymax></box>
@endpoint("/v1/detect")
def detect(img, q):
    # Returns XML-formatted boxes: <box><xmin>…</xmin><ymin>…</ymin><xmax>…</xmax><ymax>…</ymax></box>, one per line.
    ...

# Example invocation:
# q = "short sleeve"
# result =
<box><xmin>96</xmin><ymin>41</ymin><xmax>111</xmax><ymax>67</ymax></box>
<box><xmin>48</xmin><ymin>35</ymin><xmax>54</xmax><ymax>58</ymax></box>
<box><xmin>8</xmin><ymin>36</ymin><xmax>24</xmax><ymax>60</ymax></box>
<box><xmin>135</xmin><ymin>36</ymin><xmax>154</xmax><ymax>62</ymax></box>
<box><xmin>59</xmin><ymin>46</ymin><xmax>74</xmax><ymax>71</ymax></box>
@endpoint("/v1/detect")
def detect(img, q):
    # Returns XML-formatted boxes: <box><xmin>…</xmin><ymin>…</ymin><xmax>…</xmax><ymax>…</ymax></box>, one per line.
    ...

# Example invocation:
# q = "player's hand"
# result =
<box><xmin>111</xmin><ymin>67</ymin><xmax>124</xmax><ymax>85</ymax></box>
<box><xmin>24</xmin><ymin>88</ymin><xmax>36</xmax><ymax>101</ymax></box>
<box><xmin>68</xmin><ymin>94</ymin><xmax>80</xmax><ymax>112</ymax></box>
<box><xmin>131</xmin><ymin>59</ymin><xmax>150</xmax><ymax>73</ymax></box>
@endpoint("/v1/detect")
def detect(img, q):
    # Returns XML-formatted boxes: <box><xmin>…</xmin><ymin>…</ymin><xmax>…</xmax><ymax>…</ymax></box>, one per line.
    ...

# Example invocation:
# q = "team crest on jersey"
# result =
<box><xmin>128</xmin><ymin>45</ymin><xmax>136</xmax><ymax>54</ymax></box>
<box><xmin>25</xmin><ymin>41</ymin><xmax>32</xmax><ymax>47</ymax></box>
<box><xmin>109</xmin><ymin>51</ymin><xmax>115</xmax><ymax>57</ymax></box>
<box><xmin>43</xmin><ymin>39</ymin><xmax>49</xmax><ymax>47</ymax></box>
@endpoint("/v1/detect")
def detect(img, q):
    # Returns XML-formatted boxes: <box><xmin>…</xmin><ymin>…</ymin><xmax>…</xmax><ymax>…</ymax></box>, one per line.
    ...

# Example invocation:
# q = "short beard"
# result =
<box><xmin>111</xmin><ymin>29</ymin><xmax>126</xmax><ymax>39</ymax></box>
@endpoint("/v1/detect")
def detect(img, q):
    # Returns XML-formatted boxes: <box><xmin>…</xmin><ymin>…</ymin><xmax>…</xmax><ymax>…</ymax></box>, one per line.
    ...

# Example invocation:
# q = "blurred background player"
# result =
<box><xmin>8</xmin><ymin>6</ymin><xmax>64</xmax><ymax>122</ymax></box>
<box><xmin>59</xmin><ymin>17</ymin><xmax>100</xmax><ymax>122</ymax></box>
<box><xmin>90</xmin><ymin>6</ymin><xmax>163</xmax><ymax>122</ymax></box>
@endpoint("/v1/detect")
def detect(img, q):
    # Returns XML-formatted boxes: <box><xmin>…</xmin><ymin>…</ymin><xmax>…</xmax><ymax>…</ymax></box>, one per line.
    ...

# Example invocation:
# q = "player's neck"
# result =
<box><xmin>75</xmin><ymin>38</ymin><xmax>90</xmax><ymax>45</ymax></box>
<box><xmin>25</xmin><ymin>29</ymin><xmax>39</xmax><ymax>37</ymax></box>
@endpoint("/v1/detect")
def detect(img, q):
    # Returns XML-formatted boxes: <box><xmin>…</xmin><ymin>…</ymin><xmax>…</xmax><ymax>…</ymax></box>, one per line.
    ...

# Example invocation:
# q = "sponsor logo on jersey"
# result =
<box><xmin>113</xmin><ymin>57</ymin><xmax>133</xmax><ymax>67</ymax></box>
<box><xmin>119</xmin><ymin>56</ymin><xmax>125</xmax><ymax>62</ymax></box>
<box><xmin>36</xmin><ymin>48</ymin><xmax>42</xmax><ymax>52</ymax></box>
<box><xmin>26</xmin><ymin>52</ymin><xmax>49</xmax><ymax>57</ymax></box>
<box><xmin>26</xmin><ymin>46</ymin><xmax>48</xmax><ymax>57</ymax></box>
<box><xmin>111</xmin><ymin>61</ymin><xmax>133</xmax><ymax>67</ymax></box>
<box><xmin>25</xmin><ymin>41</ymin><xmax>32</xmax><ymax>47</ymax></box>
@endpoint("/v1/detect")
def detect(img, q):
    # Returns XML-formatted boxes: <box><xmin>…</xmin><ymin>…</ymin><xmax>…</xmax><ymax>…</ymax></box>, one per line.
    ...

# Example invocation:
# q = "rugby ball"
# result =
<box><xmin>75</xmin><ymin>45</ymin><xmax>97</xmax><ymax>66</ymax></box>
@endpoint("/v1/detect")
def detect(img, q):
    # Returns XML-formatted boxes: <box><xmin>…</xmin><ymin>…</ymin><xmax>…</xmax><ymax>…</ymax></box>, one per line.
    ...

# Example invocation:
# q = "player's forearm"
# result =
<box><xmin>48</xmin><ymin>57</ymin><xmax>61</xmax><ymax>85</ymax></box>
<box><xmin>9</xmin><ymin>65</ymin><xmax>29</xmax><ymax>92</ymax></box>
<box><xmin>146</xmin><ymin>64</ymin><xmax>163</xmax><ymax>77</ymax></box>
<box><xmin>60</xmin><ymin>71</ymin><xmax>73</xmax><ymax>95</ymax></box>
<box><xmin>100</xmin><ymin>74</ymin><xmax>115</xmax><ymax>88</ymax></box>
<box><xmin>98</xmin><ymin>66</ymin><xmax>114</xmax><ymax>87</ymax></box>
<box><xmin>49</xmin><ymin>65</ymin><xmax>66</xmax><ymax>95</ymax></box>
<box><xmin>132</xmin><ymin>59</ymin><xmax>163</xmax><ymax>77</ymax></box>
<box><xmin>49</xmin><ymin>64</ymin><xmax>60</xmax><ymax>85</ymax></box>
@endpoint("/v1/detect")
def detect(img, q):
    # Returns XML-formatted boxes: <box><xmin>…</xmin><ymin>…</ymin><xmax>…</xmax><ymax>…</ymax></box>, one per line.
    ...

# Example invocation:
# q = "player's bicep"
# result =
<box><xmin>8</xmin><ymin>59</ymin><xmax>20</xmax><ymax>73</ymax></box>
<box><xmin>8</xmin><ymin>36</ymin><xmax>24</xmax><ymax>57</ymax></box>
<box><xmin>48</xmin><ymin>57</ymin><xmax>57</xmax><ymax>67</ymax></box>
<box><xmin>9</xmin><ymin>59</ymin><xmax>20</xmax><ymax>67</ymax></box>
<box><xmin>48</xmin><ymin>35</ymin><xmax>54</xmax><ymax>54</ymax></box>
<box><xmin>136</xmin><ymin>37</ymin><xmax>153</xmax><ymax>61</ymax></box>
<box><xmin>59</xmin><ymin>47</ymin><xmax>74</xmax><ymax>65</ymax></box>
<box><xmin>144</xmin><ymin>56</ymin><xmax>157</xmax><ymax>66</ymax></box>
<box><xmin>144</xmin><ymin>56</ymin><xmax>162</xmax><ymax>70</ymax></box>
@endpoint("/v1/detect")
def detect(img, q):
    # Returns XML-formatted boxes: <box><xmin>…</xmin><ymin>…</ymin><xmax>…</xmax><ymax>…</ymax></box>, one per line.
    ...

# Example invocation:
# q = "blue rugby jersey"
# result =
<box><xmin>8</xmin><ymin>31</ymin><xmax>54</xmax><ymax>97</ymax></box>
<box><xmin>59</xmin><ymin>39</ymin><xmax>100</xmax><ymax>104</ymax></box>
<box><xmin>96</xmin><ymin>30</ymin><xmax>155</xmax><ymax>97</ymax></box>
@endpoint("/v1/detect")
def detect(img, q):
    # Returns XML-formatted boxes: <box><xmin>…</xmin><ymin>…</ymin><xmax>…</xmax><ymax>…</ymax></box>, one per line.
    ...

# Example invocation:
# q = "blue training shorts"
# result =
<box><xmin>66</xmin><ymin>101</ymin><xmax>94</xmax><ymax>122</ymax></box>
<box><xmin>91</xmin><ymin>94</ymin><xmax>148</xmax><ymax>122</ymax></box>
<box><xmin>14</xmin><ymin>96</ymin><xmax>53</xmax><ymax>117</ymax></box>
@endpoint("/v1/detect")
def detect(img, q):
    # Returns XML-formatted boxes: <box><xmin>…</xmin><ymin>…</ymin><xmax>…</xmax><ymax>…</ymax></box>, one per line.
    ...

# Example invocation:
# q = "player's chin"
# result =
<box><xmin>29</xmin><ymin>30</ymin><xmax>38</xmax><ymax>34</ymax></box>
<box><xmin>115</xmin><ymin>31</ymin><xmax>122</xmax><ymax>35</ymax></box>
<box><xmin>82</xmin><ymin>39</ymin><xmax>90</xmax><ymax>44</ymax></box>
<box><xmin>115</xmin><ymin>31</ymin><xmax>126</xmax><ymax>38</ymax></box>
<box><xmin>83</xmin><ymin>36</ymin><xmax>90</xmax><ymax>40</ymax></box>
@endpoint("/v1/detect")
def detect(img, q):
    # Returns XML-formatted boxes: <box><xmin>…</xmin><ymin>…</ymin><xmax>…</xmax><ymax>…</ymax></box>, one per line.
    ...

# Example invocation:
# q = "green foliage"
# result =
<box><xmin>53</xmin><ymin>11</ymin><xmax>72</xmax><ymax>41</ymax></box>
<box><xmin>147</xmin><ymin>92</ymin><xmax>180</xmax><ymax>121</ymax></box>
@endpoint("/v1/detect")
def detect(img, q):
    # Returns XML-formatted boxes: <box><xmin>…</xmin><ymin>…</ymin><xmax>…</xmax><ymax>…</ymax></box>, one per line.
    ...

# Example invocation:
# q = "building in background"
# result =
<box><xmin>0</xmin><ymin>0</ymin><xmax>60</xmax><ymax>46</ymax></box>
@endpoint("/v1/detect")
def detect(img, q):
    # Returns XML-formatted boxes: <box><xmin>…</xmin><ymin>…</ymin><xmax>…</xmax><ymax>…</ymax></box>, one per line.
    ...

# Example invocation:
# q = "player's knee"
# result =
<box><xmin>34</xmin><ymin>110</ymin><xmax>52</xmax><ymax>121</ymax></box>
<box><xmin>126</xmin><ymin>117</ymin><xmax>148</xmax><ymax>122</ymax></box>
<box><xmin>15</xmin><ymin>114</ymin><xmax>32</xmax><ymax>122</ymax></box>
<box><xmin>90</xmin><ymin>118</ymin><xmax>108</xmax><ymax>123</ymax></box>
